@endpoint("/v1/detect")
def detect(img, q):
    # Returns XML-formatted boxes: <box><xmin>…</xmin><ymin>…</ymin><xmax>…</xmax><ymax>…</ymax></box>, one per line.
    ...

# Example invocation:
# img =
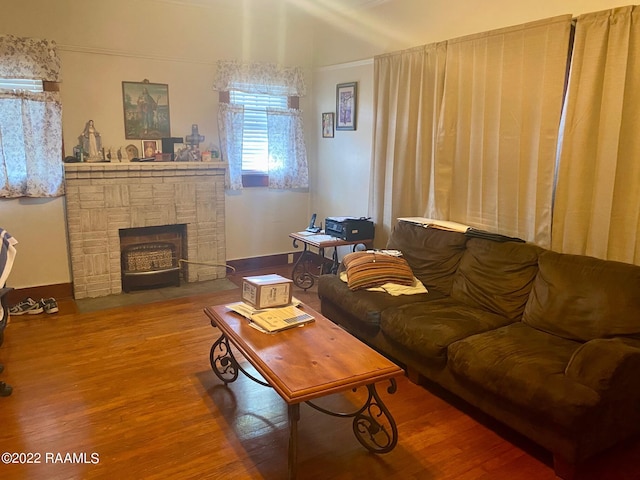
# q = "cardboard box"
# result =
<box><xmin>241</xmin><ymin>274</ymin><xmax>293</xmax><ymax>309</ymax></box>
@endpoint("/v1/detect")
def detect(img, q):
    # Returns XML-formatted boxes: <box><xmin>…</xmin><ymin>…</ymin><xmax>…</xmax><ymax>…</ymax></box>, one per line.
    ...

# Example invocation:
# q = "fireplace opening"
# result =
<box><xmin>119</xmin><ymin>225</ymin><xmax>186</xmax><ymax>292</ymax></box>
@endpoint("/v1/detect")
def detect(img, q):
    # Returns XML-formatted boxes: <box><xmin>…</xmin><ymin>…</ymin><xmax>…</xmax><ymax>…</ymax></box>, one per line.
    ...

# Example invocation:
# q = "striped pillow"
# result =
<box><xmin>343</xmin><ymin>251</ymin><xmax>414</xmax><ymax>291</ymax></box>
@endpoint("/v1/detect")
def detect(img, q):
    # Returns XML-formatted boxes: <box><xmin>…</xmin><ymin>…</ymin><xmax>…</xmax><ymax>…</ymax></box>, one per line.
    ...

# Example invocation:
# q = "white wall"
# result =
<box><xmin>311</xmin><ymin>59</ymin><xmax>374</xmax><ymax>257</ymax></box>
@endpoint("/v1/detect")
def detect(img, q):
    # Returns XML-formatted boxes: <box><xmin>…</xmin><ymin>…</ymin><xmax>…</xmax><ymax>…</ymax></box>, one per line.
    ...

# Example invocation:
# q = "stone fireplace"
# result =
<box><xmin>63</xmin><ymin>162</ymin><xmax>226</xmax><ymax>299</ymax></box>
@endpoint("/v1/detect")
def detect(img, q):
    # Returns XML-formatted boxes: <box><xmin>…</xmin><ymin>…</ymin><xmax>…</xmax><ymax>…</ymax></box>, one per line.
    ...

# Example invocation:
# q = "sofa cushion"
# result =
<box><xmin>450</xmin><ymin>238</ymin><xmax>542</xmax><ymax>321</ymax></box>
<box><xmin>386</xmin><ymin>221</ymin><xmax>468</xmax><ymax>295</ymax></box>
<box><xmin>447</xmin><ymin>323</ymin><xmax>600</xmax><ymax>429</ymax></box>
<box><xmin>317</xmin><ymin>273</ymin><xmax>442</xmax><ymax>327</ymax></box>
<box><xmin>523</xmin><ymin>251</ymin><xmax>640</xmax><ymax>342</ymax></box>
<box><xmin>379</xmin><ymin>298</ymin><xmax>513</xmax><ymax>364</ymax></box>
<box><xmin>342</xmin><ymin>251</ymin><xmax>414</xmax><ymax>290</ymax></box>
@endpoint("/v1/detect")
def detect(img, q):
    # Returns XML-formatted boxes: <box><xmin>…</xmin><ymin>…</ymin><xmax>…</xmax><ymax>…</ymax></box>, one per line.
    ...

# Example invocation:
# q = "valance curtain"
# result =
<box><xmin>0</xmin><ymin>34</ymin><xmax>63</xmax><ymax>198</ymax></box>
<box><xmin>370</xmin><ymin>43</ymin><xmax>447</xmax><ymax>246</ymax></box>
<box><xmin>433</xmin><ymin>16</ymin><xmax>573</xmax><ymax>248</ymax></box>
<box><xmin>214</xmin><ymin>60</ymin><xmax>306</xmax><ymax>96</ymax></box>
<box><xmin>214</xmin><ymin>60</ymin><xmax>308</xmax><ymax>190</ymax></box>
<box><xmin>552</xmin><ymin>6</ymin><xmax>640</xmax><ymax>264</ymax></box>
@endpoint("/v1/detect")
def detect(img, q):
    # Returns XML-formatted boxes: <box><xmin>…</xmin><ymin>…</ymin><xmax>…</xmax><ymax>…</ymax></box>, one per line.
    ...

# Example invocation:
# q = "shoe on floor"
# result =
<box><xmin>42</xmin><ymin>298</ymin><xmax>59</xmax><ymax>314</ymax></box>
<box><xmin>9</xmin><ymin>297</ymin><xmax>44</xmax><ymax>315</ymax></box>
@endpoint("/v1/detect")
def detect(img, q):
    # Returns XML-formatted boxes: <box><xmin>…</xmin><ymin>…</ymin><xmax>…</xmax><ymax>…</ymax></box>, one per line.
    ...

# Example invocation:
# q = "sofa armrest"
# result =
<box><xmin>565</xmin><ymin>338</ymin><xmax>640</xmax><ymax>394</ymax></box>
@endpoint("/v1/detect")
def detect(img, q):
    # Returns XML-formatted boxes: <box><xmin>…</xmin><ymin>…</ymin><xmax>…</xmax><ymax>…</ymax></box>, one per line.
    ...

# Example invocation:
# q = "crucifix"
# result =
<box><xmin>185</xmin><ymin>124</ymin><xmax>205</xmax><ymax>149</ymax></box>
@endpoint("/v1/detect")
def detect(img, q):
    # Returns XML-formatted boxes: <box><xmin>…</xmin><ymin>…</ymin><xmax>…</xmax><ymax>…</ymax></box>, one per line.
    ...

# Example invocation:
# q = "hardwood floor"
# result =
<box><xmin>0</xmin><ymin>264</ymin><xmax>638</xmax><ymax>479</ymax></box>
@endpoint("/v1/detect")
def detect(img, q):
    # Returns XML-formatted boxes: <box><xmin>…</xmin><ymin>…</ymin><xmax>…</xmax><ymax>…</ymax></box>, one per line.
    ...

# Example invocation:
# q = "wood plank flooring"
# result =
<box><xmin>0</xmin><ymin>265</ymin><xmax>638</xmax><ymax>479</ymax></box>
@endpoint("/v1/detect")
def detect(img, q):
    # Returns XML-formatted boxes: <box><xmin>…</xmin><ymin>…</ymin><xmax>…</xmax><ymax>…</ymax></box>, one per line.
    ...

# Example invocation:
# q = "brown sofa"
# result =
<box><xmin>318</xmin><ymin>219</ymin><xmax>640</xmax><ymax>478</ymax></box>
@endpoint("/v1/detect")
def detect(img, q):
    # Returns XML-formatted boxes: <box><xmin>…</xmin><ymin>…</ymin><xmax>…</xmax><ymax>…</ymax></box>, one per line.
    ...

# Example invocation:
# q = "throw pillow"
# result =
<box><xmin>343</xmin><ymin>251</ymin><xmax>414</xmax><ymax>291</ymax></box>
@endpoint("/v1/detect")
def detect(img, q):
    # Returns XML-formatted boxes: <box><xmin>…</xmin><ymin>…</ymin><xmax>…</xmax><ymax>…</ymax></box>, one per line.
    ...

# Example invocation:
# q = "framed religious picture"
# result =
<box><xmin>336</xmin><ymin>82</ymin><xmax>357</xmax><ymax>131</ymax></box>
<box><xmin>122</xmin><ymin>80</ymin><xmax>171</xmax><ymax>139</ymax></box>
<box><xmin>141</xmin><ymin>139</ymin><xmax>161</xmax><ymax>158</ymax></box>
<box><xmin>322</xmin><ymin>112</ymin><xmax>334</xmax><ymax>138</ymax></box>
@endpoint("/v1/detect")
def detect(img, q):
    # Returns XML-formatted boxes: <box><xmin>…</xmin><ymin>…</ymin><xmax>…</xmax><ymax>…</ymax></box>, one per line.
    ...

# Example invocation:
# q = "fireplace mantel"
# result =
<box><xmin>64</xmin><ymin>161</ymin><xmax>227</xmax><ymax>299</ymax></box>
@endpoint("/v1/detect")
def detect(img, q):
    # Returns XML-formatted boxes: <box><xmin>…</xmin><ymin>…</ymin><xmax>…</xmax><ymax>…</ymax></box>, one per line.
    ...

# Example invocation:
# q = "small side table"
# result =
<box><xmin>289</xmin><ymin>232</ymin><xmax>372</xmax><ymax>290</ymax></box>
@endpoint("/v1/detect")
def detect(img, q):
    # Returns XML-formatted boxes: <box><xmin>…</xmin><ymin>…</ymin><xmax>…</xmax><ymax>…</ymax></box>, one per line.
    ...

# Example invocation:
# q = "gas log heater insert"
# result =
<box><xmin>119</xmin><ymin>225</ymin><xmax>186</xmax><ymax>293</ymax></box>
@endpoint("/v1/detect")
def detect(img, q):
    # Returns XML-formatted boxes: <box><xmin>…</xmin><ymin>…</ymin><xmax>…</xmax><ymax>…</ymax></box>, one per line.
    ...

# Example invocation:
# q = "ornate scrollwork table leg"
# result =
<box><xmin>305</xmin><ymin>378</ymin><xmax>399</xmax><ymax>454</ymax></box>
<box><xmin>352</xmin><ymin>380</ymin><xmax>398</xmax><ymax>453</ymax></box>
<box><xmin>209</xmin><ymin>334</ymin><xmax>239</xmax><ymax>384</ymax></box>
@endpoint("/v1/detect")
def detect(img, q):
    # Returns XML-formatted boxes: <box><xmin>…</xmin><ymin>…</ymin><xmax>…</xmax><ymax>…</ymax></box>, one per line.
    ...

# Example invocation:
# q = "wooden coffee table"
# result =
<box><xmin>204</xmin><ymin>303</ymin><xmax>404</xmax><ymax>479</ymax></box>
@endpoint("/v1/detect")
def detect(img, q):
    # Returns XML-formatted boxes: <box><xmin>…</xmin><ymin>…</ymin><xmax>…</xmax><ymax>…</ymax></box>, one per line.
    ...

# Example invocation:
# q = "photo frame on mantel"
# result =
<box><xmin>122</xmin><ymin>80</ymin><xmax>171</xmax><ymax>139</ymax></box>
<box><xmin>336</xmin><ymin>82</ymin><xmax>357</xmax><ymax>131</ymax></box>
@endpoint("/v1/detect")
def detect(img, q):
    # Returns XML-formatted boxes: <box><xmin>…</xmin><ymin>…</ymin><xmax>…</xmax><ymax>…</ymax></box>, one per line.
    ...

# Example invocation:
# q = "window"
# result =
<box><xmin>0</xmin><ymin>34</ymin><xmax>63</xmax><ymax>198</ymax></box>
<box><xmin>215</xmin><ymin>60</ymin><xmax>309</xmax><ymax>190</ymax></box>
<box><xmin>229</xmin><ymin>90</ymin><xmax>288</xmax><ymax>174</ymax></box>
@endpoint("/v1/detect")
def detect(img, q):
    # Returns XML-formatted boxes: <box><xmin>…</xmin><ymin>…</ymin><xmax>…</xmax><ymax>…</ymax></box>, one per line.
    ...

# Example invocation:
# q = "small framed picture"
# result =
<box><xmin>336</xmin><ymin>82</ymin><xmax>357</xmax><ymax>131</ymax></box>
<box><xmin>141</xmin><ymin>139</ymin><xmax>161</xmax><ymax>158</ymax></box>
<box><xmin>322</xmin><ymin>112</ymin><xmax>334</xmax><ymax>138</ymax></box>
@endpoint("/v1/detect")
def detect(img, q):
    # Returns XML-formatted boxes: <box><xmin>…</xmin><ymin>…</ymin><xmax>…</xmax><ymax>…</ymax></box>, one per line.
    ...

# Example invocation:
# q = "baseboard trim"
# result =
<box><xmin>5</xmin><ymin>283</ymin><xmax>74</xmax><ymax>305</ymax></box>
<box><xmin>227</xmin><ymin>252</ymin><xmax>302</xmax><ymax>273</ymax></box>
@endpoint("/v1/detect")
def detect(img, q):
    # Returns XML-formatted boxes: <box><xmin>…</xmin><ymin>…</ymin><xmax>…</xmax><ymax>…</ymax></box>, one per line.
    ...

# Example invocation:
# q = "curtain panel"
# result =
<box><xmin>267</xmin><ymin>108</ymin><xmax>309</xmax><ymax>189</ymax></box>
<box><xmin>434</xmin><ymin>15</ymin><xmax>573</xmax><ymax>248</ymax></box>
<box><xmin>370</xmin><ymin>43</ymin><xmax>447</xmax><ymax>247</ymax></box>
<box><xmin>552</xmin><ymin>6</ymin><xmax>640</xmax><ymax>264</ymax></box>
<box><xmin>217</xmin><ymin>103</ymin><xmax>244</xmax><ymax>190</ymax></box>
<box><xmin>0</xmin><ymin>91</ymin><xmax>63</xmax><ymax>198</ymax></box>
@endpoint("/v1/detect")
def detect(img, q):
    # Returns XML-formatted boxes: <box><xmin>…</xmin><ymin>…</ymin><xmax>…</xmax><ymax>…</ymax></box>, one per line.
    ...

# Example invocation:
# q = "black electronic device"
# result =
<box><xmin>325</xmin><ymin>217</ymin><xmax>374</xmax><ymax>241</ymax></box>
<box><xmin>305</xmin><ymin>213</ymin><xmax>321</xmax><ymax>233</ymax></box>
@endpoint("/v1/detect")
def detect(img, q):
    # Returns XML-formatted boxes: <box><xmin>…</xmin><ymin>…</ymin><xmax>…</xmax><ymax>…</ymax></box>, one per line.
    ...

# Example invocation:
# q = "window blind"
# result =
<box><xmin>0</xmin><ymin>78</ymin><xmax>43</xmax><ymax>92</ymax></box>
<box><xmin>229</xmin><ymin>90</ymin><xmax>287</xmax><ymax>173</ymax></box>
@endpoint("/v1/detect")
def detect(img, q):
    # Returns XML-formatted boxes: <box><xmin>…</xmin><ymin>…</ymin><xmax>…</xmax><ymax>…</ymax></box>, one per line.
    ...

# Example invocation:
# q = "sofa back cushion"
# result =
<box><xmin>386</xmin><ymin>221</ymin><xmax>467</xmax><ymax>295</ymax></box>
<box><xmin>451</xmin><ymin>238</ymin><xmax>542</xmax><ymax>321</ymax></box>
<box><xmin>523</xmin><ymin>251</ymin><xmax>640</xmax><ymax>341</ymax></box>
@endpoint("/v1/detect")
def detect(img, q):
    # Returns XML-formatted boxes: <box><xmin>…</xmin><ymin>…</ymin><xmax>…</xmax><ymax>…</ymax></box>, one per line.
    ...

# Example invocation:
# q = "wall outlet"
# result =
<box><xmin>288</xmin><ymin>253</ymin><xmax>294</xmax><ymax>264</ymax></box>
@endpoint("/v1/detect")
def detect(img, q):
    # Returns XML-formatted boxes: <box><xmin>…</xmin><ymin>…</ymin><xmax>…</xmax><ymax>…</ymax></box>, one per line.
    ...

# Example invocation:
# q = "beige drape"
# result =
<box><xmin>552</xmin><ymin>6</ymin><xmax>640</xmax><ymax>263</ymax></box>
<box><xmin>434</xmin><ymin>16</ymin><xmax>573</xmax><ymax>248</ymax></box>
<box><xmin>370</xmin><ymin>43</ymin><xmax>447</xmax><ymax>247</ymax></box>
<box><xmin>370</xmin><ymin>16</ymin><xmax>572</xmax><ymax>248</ymax></box>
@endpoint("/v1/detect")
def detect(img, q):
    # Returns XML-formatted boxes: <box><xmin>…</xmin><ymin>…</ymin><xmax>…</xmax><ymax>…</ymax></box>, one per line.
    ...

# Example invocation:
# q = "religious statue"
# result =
<box><xmin>79</xmin><ymin>120</ymin><xmax>102</xmax><ymax>160</ymax></box>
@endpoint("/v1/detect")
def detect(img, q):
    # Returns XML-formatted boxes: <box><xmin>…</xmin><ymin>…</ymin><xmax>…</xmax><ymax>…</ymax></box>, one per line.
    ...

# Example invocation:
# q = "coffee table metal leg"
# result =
<box><xmin>288</xmin><ymin>403</ymin><xmax>300</xmax><ymax>480</ymax></box>
<box><xmin>352</xmin><ymin>381</ymin><xmax>398</xmax><ymax>453</ymax></box>
<box><xmin>305</xmin><ymin>378</ymin><xmax>398</xmax><ymax>454</ymax></box>
<box><xmin>209</xmin><ymin>335</ymin><xmax>240</xmax><ymax>384</ymax></box>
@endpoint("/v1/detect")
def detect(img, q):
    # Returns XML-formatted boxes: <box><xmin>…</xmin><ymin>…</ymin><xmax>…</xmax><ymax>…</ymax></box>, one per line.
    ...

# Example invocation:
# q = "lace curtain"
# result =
<box><xmin>215</xmin><ymin>60</ymin><xmax>309</xmax><ymax>190</ymax></box>
<box><xmin>218</xmin><ymin>103</ymin><xmax>244</xmax><ymax>191</ymax></box>
<box><xmin>0</xmin><ymin>34</ymin><xmax>63</xmax><ymax>198</ymax></box>
<box><xmin>214</xmin><ymin>60</ymin><xmax>306</xmax><ymax>96</ymax></box>
<box><xmin>267</xmin><ymin>108</ymin><xmax>308</xmax><ymax>189</ymax></box>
